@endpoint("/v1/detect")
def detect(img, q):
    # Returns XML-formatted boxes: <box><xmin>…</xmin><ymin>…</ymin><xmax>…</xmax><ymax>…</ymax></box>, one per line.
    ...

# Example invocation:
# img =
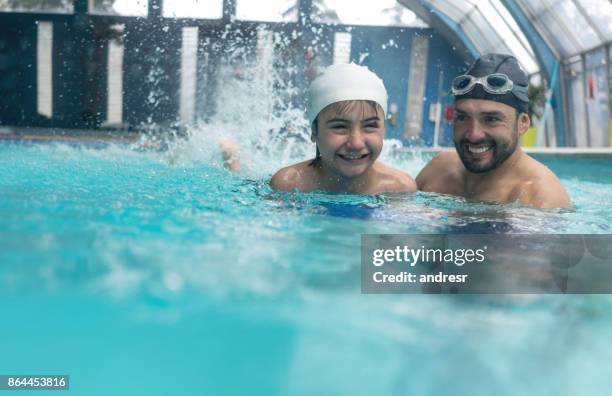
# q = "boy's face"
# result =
<box><xmin>313</xmin><ymin>101</ymin><xmax>384</xmax><ymax>179</ymax></box>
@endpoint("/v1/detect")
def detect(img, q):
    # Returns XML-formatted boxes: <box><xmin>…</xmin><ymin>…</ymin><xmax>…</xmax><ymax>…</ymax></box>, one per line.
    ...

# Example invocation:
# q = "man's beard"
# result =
<box><xmin>454</xmin><ymin>129</ymin><xmax>518</xmax><ymax>174</ymax></box>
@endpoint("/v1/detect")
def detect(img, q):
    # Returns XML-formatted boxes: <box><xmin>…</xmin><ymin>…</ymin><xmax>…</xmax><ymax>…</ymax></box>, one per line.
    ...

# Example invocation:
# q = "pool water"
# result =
<box><xmin>1</xmin><ymin>141</ymin><xmax>612</xmax><ymax>395</ymax></box>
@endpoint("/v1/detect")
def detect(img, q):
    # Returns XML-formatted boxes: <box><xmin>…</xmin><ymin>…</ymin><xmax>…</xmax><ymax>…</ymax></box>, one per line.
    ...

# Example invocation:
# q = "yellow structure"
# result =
<box><xmin>609</xmin><ymin>118</ymin><xmax>612</xmax><ymax>147</ymax></box>
<box><xmin>521</xmin><ymin>126</ymin><xmax>538</xmax><ymax>147</ymax></box>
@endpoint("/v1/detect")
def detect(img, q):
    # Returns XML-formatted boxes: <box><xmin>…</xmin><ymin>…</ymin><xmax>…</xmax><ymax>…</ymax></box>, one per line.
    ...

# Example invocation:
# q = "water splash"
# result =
<box><xmin>139</xmin><ymin>27</ymin><xmax>429</xmax><ymax>179</ymax></box>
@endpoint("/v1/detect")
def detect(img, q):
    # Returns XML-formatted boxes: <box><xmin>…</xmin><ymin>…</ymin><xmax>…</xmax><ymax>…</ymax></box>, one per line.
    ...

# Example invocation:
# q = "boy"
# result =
<box><xmin>270</xmin><ymin>63</ymin><xmax>416</xmax><ymax>194</ymax></box>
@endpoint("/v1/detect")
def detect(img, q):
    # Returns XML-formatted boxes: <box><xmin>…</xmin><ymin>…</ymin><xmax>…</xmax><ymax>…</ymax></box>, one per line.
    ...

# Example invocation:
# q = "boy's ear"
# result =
<box><xmin>310</xmin><ymin>120</ymin><xmax>318</xmax><ymax>143</ymax></box>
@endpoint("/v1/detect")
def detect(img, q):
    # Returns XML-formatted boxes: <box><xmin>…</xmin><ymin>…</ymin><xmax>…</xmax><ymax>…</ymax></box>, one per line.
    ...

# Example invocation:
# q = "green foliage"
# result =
<box><xmin>0</xmin><ymin>0</ymin><xmax>115</xmax><ymax>12</ymax></box>
<box><xmin>93</xmin><ymin>0</ymin><xmax>115</xmax><ymax>13</ymax></box>
<box><xmin>528</xmin><ymin>83</ymin><xmax>546</xmax><ymax>119</ymax></box>
<box><xmin>282</xmin><ymin>0</ymin><xmax>341</xmax><ymax>23</ymax></box>
<box><xmin>313</xmin><ymin>0</ymin><xmax>340</xmax><ymax>23</ymax></box>
<box><xmin>0</xmin><ymin>0</ymin><xmax>71</xmax><ymax>10</ymax></box>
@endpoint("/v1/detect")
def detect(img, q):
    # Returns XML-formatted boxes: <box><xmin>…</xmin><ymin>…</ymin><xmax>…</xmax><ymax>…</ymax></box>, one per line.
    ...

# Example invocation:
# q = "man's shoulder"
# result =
<box><xmin>270</xmin><ymin>160</ymin><xmax>315</xmax><ymax>192</ymax></box>
<box><xmin>517</xmin><ymin>155</ymin><xmax>564</xmax><ymax>187</ymax></box>
<box><xmin>432</xmin><ymin>150</ymin><xmax>461</xmax><ymax>162</ymax></box>
<box><xmin>373</xmin><ymin>162</ymin><xmax>417</xmax><ymax>193</ymax></box>
<box><xmin>515</xmin><ymin>155</ymin><xmax>571</xmax><ymax>208</ymax></box>
<box><xmin>416</xmin><ymin>150</ymin><xmax>462</xmax><ymax>192</ymax></box>
<box><xmin>419</xmin><ymin>151</ymin><xmax>462</xmax><ymax>176</ymax></box>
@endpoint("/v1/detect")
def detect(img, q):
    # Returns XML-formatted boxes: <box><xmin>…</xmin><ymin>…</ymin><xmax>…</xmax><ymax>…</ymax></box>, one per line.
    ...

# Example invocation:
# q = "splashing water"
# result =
<box><xmin>159</xmin><ymin>28</ymin><xmax>307</xmax><ymax>178</ymax></box>
<box><xmin>151</xmin><ymin>27</ymin><xmax>427</xmax><ymax>179</ymax></box>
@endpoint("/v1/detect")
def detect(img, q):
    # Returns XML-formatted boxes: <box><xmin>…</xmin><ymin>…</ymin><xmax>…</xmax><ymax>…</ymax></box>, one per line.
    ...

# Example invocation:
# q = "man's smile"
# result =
<box><xmin>463</xmin><ymin>141</ymin><xmax>495</xmax><ymax>158</ymax></box>
<box><xmin>467</xmin><ymin>144</ymin><xmax>493</xmax><ymax>154</ymax></box>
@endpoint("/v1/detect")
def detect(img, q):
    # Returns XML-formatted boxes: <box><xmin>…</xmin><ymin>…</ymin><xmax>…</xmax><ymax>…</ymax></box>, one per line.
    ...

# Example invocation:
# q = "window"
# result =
<box><xmin>107</xmin><ymin>25</ymin><xmax>125</xmax><ymax>125</ymax></box>
<box><xmin>312</xmin><ymin>0</ymin><xmax>427</xmax><ymax>27</ymax></box>
<box><xmin>236</xmin><ymin>0</ymin><xmax>297</xmax><ymax>22</ymax></box>
<box><xmin>37</xmin><ymin>21</ymin><xmax>53</xmax><ymax>118</ymax></box>
<box><xmin>333</xmin><ymin>32</ymin><xmax>351</xmax><ymax>64</ymax></box>
<box><xmin>163</xmin><ymin>0</ymin><xmax>222</xmax><ymax>19</ymax></box>
<box><xmin>92</xmin><ymin>0</ymin><xmax>147</xmax><ymax>16</ymax></box>
<box><xmin>180</xmin><ymin>27</ymin><xmax>198</xmax><ymax>124</ymax></box>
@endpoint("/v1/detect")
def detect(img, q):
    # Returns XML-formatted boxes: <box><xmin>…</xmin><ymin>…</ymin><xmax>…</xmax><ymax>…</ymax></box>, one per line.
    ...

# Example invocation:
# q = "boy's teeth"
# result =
<box><xmin>342</xmin><ymin>154</ymin><xmax>366</xmax><ymax>159</ymax></box>
<box><xmin>468</xmin><ymin>145</ymin><xmax>491</xmax><ymax>153</ymax></box>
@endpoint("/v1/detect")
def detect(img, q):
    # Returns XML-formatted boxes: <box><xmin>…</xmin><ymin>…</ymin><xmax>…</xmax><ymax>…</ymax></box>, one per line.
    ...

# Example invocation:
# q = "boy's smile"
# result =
<box><xmin>314</xmin><ymin>101</ymin><xmax>384</xmax><ymax>180</ymax></box>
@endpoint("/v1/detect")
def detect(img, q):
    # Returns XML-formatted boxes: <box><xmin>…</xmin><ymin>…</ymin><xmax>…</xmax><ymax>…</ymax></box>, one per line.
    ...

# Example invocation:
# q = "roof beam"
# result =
<box><xmin>397</xmin><ymin>0</ymin><xmax>479</xmax><ymax>63</ymax></box>
<box><xmin>501</xmin><ymin>0</ymin><xmax>567</xmax><ymax>146</ymax></box>
<box><xmin>489</xmin><ymin>0</ymin><xmax>535</xmax><ymax>59</ymax></box>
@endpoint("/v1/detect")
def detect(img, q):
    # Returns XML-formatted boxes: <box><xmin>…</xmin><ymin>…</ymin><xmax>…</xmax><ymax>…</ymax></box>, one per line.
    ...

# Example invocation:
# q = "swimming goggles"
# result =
<box><xmin>451</xmin><ymin>73</ymin><xmax>529</xmax><ymax>102</ymax></box>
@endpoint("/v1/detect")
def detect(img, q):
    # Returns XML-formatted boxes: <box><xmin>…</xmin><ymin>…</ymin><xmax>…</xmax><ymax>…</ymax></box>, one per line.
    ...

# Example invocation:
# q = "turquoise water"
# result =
<box><xmin>1</xmin><ymin>142</ymin><xmax>612</xmax><ymax>395</ymax></box>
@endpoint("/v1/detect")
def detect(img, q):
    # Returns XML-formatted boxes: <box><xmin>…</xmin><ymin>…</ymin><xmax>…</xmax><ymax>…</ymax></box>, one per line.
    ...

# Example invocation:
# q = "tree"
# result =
<box><xmin>282</xmin><ymin>0</ymin><xmax>341</xmax><ymax>24</ymax></box>
<box><xmin>312</xmin><ymin>0</ymin><xmax>340</xmax><ymax>24</ymax></box>
<box><xmin>528</xmin><ymin>83</ymin><xmax>546</xmax><ymax>120</ymax></box>
<box><xmin>382</xmin><ymin>2</ymin><xmax>424</xmax><ymax>27</ymax></box>
<box><xmin>0</xmin><ymin>0</ymin><xmax>115</xmax><ymax>13</ymax></box>
<box><xmin>0</xmin><ymin>0</ymin><xmax>71</xmax><ymax>11</ymax></box>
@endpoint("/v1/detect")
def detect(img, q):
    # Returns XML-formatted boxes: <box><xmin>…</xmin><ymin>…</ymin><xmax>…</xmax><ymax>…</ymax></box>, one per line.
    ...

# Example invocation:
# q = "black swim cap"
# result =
<box><xmin>454</xmin><ymin>53</ymin><xmax>529</xmax><ymax>113</ymax></box>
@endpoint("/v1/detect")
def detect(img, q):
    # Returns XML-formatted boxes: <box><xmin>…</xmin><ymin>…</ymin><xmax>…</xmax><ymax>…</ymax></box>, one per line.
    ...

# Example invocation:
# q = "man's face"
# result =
<box><xmin>453</xmin><ymin>99</ymin><xmax>528</xmax><ymax>173</ymax></box>
<box><xmin>313</xmin><ymin>100</ymin><xmax>384</xmax><ymax>179</ymax></box>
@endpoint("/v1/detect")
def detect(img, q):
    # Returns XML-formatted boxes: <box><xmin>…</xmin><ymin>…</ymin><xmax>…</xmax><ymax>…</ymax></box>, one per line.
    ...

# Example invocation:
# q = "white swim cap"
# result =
<box><xmin>306</xmin><ymin>63</ymin><xmax>388</xmax><ymax>125</ymax></box>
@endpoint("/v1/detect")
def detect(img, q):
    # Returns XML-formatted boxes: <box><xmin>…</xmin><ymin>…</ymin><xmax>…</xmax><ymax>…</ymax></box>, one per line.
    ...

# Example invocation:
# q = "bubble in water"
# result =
<box><xmin>163</xmin><ymin>272</ymin><xmax>184</xmax><ymax>292</ymax></box>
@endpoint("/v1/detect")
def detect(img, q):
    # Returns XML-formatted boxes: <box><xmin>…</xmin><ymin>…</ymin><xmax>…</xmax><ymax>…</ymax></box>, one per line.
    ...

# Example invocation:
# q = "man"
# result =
<box><xmin>416</xmin><ymin>54</ymin><xmax>570</xmax><ymax>209</ymax></box>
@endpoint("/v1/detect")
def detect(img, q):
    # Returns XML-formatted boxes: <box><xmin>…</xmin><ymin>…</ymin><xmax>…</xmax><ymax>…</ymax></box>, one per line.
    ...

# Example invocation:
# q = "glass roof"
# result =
<box><xmin>518</xmin><ymin>0</ymin><xmax>612</xmax><ymax>58</ymax></box>
<box><xmin>398</xmin><ymin>0</ymin><xmax>612</xmax><ymax>72</ymax></box>
<box><xmin>419</xmin><ymin>0</ymin><xmax>540</xmax><ymax>74</ymax></box>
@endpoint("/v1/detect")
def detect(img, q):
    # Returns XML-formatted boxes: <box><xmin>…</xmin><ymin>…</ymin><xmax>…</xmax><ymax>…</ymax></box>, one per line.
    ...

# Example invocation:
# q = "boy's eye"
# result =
<box><xmin>454</xmin><ymin>114</ymin><xmax>467</xmax><ymax>122</ymax></box>
<box><xmin>484</xmin><ymin>116</ymin><xmax>501</xmax><ymax>124</ymax></box>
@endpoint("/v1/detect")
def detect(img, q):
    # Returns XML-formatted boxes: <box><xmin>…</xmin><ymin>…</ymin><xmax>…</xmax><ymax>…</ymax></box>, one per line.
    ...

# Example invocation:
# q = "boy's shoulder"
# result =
<box><xmin>270</xmin><ymin>160</ymin><xmax>317</xmax><ymax>192</ymax></box>
<box><xmin>372</xmin><ymin>162</ymin><xmax>417</xmax><ymax>193</ymax></box>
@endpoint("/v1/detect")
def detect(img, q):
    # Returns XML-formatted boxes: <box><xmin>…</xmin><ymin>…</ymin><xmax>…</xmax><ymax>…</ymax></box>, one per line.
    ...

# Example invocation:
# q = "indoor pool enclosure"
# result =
<box><xmin>1</xmin><ymin>1</ymin><xmax>612</xmax><ymax>395</ymax></box>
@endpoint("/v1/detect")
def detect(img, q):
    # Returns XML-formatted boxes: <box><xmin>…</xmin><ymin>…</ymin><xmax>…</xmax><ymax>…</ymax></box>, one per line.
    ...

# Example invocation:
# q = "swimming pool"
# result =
<box><xmin>1</xmin><ymin>139</ymin><xmax>612</xmax><ymax>395</ymax></box>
